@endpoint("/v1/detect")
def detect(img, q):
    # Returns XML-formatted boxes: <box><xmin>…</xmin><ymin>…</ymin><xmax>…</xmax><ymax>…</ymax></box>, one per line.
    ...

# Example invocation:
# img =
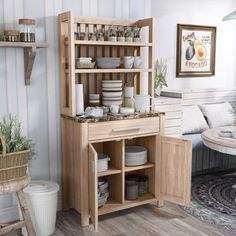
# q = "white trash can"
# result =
<box><xmin>23</xmin><ymin>181</ymin><xmax>59</xmax><ymax>236</ymax></box>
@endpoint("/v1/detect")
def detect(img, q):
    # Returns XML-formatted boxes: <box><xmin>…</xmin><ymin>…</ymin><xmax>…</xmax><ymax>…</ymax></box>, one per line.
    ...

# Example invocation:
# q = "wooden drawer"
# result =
<box><xmin>88</xmin><ymin>117</ymin><xmax>160</xmax><ymax>142</ymax></box>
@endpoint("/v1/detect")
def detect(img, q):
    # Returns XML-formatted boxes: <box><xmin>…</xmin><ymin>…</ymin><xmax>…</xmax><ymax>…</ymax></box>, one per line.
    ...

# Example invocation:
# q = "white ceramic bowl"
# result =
<box><xmin>120</xmin><ymin>107</ymin><xmax>135</xmax><ymax>114</ymax></box>
<box><xmin>102</xmin><ymin>91</ymin><xmax>122</xmax><ymax>97</ymax></box>
<box><xmin>103</xmin><ymin>97</ymin><xmax>122</xmax><ymax>101</ymax></box>
<box><xmin>102</xmin><ymin>87</ymin><xmax>123</xmax><ymax>91</ymax></box>
<box><xmin>102</xmin><ymin>83</ymin><xmax>122</xmax><ymax>88</ymax></box>
<box><xmin>102</xmin><ymin>80</ymin><xmax>122</xmax><ymax>83</ymax></box>
<box><xmin>103</xmin><ymin>100</ymin><xmax>122</xmax><ymax>106</ymax></box>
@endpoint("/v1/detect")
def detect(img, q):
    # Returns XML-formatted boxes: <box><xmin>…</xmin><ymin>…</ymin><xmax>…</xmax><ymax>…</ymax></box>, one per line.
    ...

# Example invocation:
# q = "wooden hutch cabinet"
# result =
<box><xmin>59</xmin><ymin>11</ymin><xmax>192</xmax><ymax>231</ymax></box>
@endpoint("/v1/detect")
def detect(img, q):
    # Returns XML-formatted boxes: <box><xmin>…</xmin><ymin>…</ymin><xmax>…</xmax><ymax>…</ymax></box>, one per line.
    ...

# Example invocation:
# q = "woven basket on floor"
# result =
<box><xmin>0</xmin><ymin>134</ymin><xmax>29</xmax><ymax>184</ymax></box>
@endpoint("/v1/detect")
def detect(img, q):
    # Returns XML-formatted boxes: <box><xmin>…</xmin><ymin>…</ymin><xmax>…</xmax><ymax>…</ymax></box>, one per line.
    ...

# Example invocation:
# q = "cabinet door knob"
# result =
<box><xmin>112</xmin><ymin>126</ymin><xmax>143</xmax><ymax>132</ymax></box>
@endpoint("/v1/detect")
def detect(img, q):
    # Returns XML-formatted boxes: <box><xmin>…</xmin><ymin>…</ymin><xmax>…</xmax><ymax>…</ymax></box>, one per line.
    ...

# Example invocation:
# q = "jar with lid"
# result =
<box><xmin>133</xmin><ymin>26</ymin><xmax>141</xmax><ymax>42</ymax></box>
<box><xmin>4</xmin><ymin>30</ymin><xmax>20</xmax><ymax>42</ymax></box>
<box><xmin>124</xmin><ymin>26</ymin><xmax>133</xmax><ymax>42</ymax></box>
<box><xmin>125</xmin><ymin>174</ymin><xmax>138</xmax><ymax>200</ymax></box>
<box><xmin>18</xmin><ymin>18</ymin><xmax>36</xmax><ymax>42</ymax></box>
<box><xmin>138</xmin><ymin>175</ymin><xmax>148</xmax><ymax>197</ymax></box>
<box><xmin>89</xmin><ymin>33</ymin><xmax>96</xmax><ymax>41</ymax></box>
<box><xmin>80</xmin><ymin>24</ymin><xmax>89</xmax><ymax>40</ymax></box>
<box><xmin>97</xmin><ymin>32</ymin><xmax>104</xmax><ymax>41</ymax></box>
<box><xmin>108</xmin><ymin>25</ymin><xmax>117</xmax><ymax>42</ymax></box>
<box><xmin>117</xmin><ymin>25</ymin><xmax>125</xmax><ymax>42</ymax></box>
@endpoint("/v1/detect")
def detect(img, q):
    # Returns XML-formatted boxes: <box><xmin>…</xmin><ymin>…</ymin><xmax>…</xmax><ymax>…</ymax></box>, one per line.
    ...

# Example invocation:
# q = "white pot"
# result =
<box><xmin>98</xmin><ymin>153</ymin><xmax>110</xmax><ymax>172</ymax></box>
<box><xmin>134</xmin><ymin>95</ymin><xmax>150</xmax><ymax>113</ymax></box>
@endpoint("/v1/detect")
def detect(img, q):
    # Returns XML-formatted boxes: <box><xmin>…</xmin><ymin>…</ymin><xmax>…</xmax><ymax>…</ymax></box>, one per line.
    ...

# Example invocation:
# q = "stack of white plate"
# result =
<box><xmin>125</xmin><ymin>146</ymin><xmax>148</xmax><ymax>166</ymax></box>
<box><xmin>98</xmin><ymin>178</ymin><xmax>109</xmax><ymax>208</ymax></box>
<box><xmin>102</xmin><ymin>80</ymin><xmax>123</xmax><ymax>106</ymax></box>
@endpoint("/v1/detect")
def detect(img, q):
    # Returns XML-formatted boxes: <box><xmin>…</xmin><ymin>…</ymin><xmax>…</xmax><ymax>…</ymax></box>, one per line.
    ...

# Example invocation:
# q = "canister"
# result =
<box><xmin>125</xmin><ymin>174</ymin><xmax>138</xmax><ymax>200</ymax></box>
<box><xmin>18</xmin><ymin>18</ymin><xmax>36</xmax><ymax>42</ymax></box>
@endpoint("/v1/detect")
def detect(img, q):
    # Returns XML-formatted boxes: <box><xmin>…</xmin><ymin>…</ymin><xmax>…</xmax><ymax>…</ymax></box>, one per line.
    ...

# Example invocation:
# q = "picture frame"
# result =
<box><xmin>176</xmin><ymin>24</ymin><xmax>216</xmax><ymax>77</ymax></box>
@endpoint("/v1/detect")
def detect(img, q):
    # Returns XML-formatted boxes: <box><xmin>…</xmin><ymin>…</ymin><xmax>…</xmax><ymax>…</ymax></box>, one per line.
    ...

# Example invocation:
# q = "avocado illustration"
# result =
<box><xmin>195</xmin><ymin>44</ymin><xmax>207</xmax><ymax>61</ymax></box>
<box><xmin>185</xmin><ymin>46</ymin><xmax>195</xmax><ymax>60</ymax></box>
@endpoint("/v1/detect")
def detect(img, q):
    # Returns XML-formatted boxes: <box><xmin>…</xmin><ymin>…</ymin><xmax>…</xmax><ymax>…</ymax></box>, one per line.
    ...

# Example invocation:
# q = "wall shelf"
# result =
<box><xmin>0</xmin><ymin>42</ymin><xmax>48</xmax><ymax>85</ymax></box>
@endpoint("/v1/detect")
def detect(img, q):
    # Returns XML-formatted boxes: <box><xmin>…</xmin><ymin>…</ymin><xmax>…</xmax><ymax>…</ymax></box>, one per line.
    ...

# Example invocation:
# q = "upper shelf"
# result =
<box><xmin>66</xmin><ymin>68</ymin><xmax>152</xmax><ymax>74</ymax></box>
<box><xmin>0</xmin><ymin>42</ymin><xmax>48</xmax><ymax>85</ymax></box>
<box><xmin>65</xmin><ymin>40</ymin><xmax>152</xmax><ymax>47</ymax></box>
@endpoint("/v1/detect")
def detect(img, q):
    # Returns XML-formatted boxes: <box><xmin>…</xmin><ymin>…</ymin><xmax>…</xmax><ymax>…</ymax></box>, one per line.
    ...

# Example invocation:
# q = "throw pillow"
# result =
<box><xmin>199</xmin><ymin>102</ymin><xmax>234</xmax><ymax>128</ymax></box>
<box><xmin>182</xmin><ymin>105</ymin><xmax>209</xmax><ymax>134</ymax></box>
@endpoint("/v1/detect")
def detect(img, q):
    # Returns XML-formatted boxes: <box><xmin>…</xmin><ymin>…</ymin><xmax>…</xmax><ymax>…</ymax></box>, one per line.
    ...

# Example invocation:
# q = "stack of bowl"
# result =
<box><xmin>96</xmin><ymin>57</ymin><xmax>120</xmax><ymax>69</ymax></box>
<box><xmin>89</xmin><ymin>94</ymin><xmax>100</xmax><ymax>106</ymax></box>
<box><xmin>102</xmin><ymin>80</ymin><xmax>123</xmax><ymax>106</ymax></box>
<box><xmin>98</xmin><ymin>177</ymin><xmax>109</xmax><ymax>208</ymax></box>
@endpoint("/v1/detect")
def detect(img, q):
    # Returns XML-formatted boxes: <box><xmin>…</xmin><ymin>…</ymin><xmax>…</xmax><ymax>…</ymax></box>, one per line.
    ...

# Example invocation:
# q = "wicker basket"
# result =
<box><xmin>0</xmin><ymin>134</ymin><xmax>29</xmax><ymax>184</ymax></box>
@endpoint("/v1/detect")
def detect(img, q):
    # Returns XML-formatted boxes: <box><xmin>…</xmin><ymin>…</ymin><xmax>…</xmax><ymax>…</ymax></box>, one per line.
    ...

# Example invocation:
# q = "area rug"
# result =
<box><xmin>181</xmin><ymin>173</ymin><xmax>236</xmax><ymax>233</ymax></box>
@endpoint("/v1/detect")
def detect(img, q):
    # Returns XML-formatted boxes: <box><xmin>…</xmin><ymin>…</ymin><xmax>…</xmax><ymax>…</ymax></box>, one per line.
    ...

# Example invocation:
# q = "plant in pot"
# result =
<box><xmin>0</xmin><ymin>115</ymin><xmax>35</xmax><ymax>183</ymax></box>
<box><xmin>154</xmin><ymin>59</ymin><xmax>168</xmax><ymax>96</ymax></box>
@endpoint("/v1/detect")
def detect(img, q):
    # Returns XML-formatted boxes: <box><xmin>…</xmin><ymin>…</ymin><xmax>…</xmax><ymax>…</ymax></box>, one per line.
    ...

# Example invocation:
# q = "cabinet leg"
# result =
<box><xmin>157</xmin><ymin>199</ymin><xmax>164</xmax><ymax>208</ymax></box>
<box><xmin>81</xmin><ymin>215</ymin><xmax>90</xmax><ymax>227</ymax></box>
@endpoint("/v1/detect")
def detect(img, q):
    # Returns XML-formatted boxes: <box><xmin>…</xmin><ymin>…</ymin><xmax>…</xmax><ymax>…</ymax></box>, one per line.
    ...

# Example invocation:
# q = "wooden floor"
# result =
<box><xmin>6</xmin><ymin>202</ymin><xmax>235</xmax><ymax>236</ymax></box>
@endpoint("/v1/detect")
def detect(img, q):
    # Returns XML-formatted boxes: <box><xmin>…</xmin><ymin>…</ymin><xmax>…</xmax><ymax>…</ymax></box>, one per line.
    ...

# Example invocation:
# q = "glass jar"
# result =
<box><xmin>75</xmin><ymin>23</ymin><xmax>80</xmax><ymax>40</ymax></box>
<box><xmin>97</xmin><ymin>32</ymin><xmax>104</xmax><ymax>41</ymax></box>
<box><xmin>4</xmin><ymin>30</ymin><xmax>20</xmax><ymax>42</ymax></box>
<box><xmin>108</xmin><ymin>25</ymin><xmax>117</xmax><ymax>42</ymax></box>
<box><xmin>117</xmin><ymin>26</ymin><xmax>125</xmax><ymax>42</ymax></box>
<box><xmin>124</xmin><ymin>26</ymin><xmax>133</xmax><ymax>42</ymax></box>
<box><xmin>138</xmin><ymin>175</ymin><xmax>148</xmax><ymax>197</ymax></box>
<box><xmin>89</xmin><ymin>32</ymin><xmax>96</xmax><ymax>41</ymax></box>
<box><xmin>18</xmin><ymin>18</ymin><xmax>36</xmax><ymax>42</ymax></box>
<box><xmin>80</xmin><ymin>24</ymin><xmax>89</xmax><ymax>40</ymax></box>
<box><xmin>133</xmin><ymin>26</ymin><xmax>141</xmax><ymax>42</ymax></box>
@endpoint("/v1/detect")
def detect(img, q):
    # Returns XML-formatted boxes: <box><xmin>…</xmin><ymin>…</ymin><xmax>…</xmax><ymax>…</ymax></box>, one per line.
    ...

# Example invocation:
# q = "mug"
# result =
<box><xmin>124</xmin><ymin>56</ymin><xmax>134</xmax><ymax>69</ymax></box>
<box><xmin>133</xmin><ymin>56</ymin><xmax>143</xmax><ymax>69</ymax></box>
<box><xmin>110</xmin><ymin>105</ymin><xmax>119</xmax><ymax>114</ymax></box>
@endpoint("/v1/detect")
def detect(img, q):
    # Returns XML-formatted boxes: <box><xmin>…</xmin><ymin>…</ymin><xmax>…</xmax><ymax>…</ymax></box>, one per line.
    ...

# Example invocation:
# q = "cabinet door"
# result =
<box><xmin>88</xmin><ymin>144</ymin><xmax>98</xmax><ymax>231</ymax></box>
<box><xmin>160</xmin><ymin>136</ymin><xmax>192</xmax><ymax>206</ymax></box>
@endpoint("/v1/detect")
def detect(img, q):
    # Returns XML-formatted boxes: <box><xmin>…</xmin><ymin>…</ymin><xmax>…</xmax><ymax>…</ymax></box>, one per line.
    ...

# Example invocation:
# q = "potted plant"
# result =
<box><xmin>0</xmin><ymin>115</ymin><xmax>35</xmax><ymax>183</ymax></box>
<box><xmin>154</xmin><ymin>59</ymin><xmax>168</xmax><ymax>96</ymax></box>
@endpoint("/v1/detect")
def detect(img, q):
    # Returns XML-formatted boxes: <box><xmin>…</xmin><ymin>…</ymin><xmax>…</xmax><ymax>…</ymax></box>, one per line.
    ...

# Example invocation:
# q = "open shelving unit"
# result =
<box><xmin>59</xmin><ymin>11</ymin><xmax>192</xmax><ymax>232</ymax></box>
<box><xmin>0</xmin><ymin>42</ymin><xmax>48</xmax><ymax>85</ymax></box>
<box><xmin>59</xmin><ymin>11</ymin><xmax>155</xmax><ymax>117</ymax></box>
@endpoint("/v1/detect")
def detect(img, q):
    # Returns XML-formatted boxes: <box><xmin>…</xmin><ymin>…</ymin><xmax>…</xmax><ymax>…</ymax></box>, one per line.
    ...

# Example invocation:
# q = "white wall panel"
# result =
<box><xmin>98</xmin><ymin>0</ymin><xmax>115</xmax><ymax>18</ymax></box>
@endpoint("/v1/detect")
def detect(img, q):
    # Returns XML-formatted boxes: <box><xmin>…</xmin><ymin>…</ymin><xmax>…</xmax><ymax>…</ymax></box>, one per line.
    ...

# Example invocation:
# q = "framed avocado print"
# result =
<box><xmin>176</xmin><ymin>24</ymin><xmax>216</xmax><ymax>77</ymax></box>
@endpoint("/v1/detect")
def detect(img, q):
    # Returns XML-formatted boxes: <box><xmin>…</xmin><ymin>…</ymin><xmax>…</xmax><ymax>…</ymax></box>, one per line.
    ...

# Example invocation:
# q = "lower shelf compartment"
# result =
<box><xmin>98</xmin><ymin>193</ymin><xmax>156</xmax><ymax>216</ymax></box>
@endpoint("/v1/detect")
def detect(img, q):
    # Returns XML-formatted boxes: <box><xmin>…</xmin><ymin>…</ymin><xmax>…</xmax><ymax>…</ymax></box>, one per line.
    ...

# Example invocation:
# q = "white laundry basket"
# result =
<box><xmin>23</xmin><ymin>181</ymin><xmax>59</xmax><ymax>236</ymax></box>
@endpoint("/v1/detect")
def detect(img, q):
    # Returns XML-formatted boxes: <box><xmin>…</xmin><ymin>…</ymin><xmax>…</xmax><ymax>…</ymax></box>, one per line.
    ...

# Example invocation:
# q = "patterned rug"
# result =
<box><xmin>181</xmin><ymin>173</ymin><xmax>236</xmax><ymax>233</ymax></box>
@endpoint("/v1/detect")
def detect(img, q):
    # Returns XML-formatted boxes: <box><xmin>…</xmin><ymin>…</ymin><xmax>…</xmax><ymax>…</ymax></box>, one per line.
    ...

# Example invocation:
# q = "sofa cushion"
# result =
<box><xmin>183</xmin><ymin>133</ymin><xmax>204</xmax><ymax>150</ymax></box>
<box><xmin>199</xmin><ymin>102</ymin><xmax>234</xmax><ymax>128</ymax></box>
<box><xmin>182</xmin><ymin>105</ymin><xmax>209</xmax><ymax>134</ymax></box>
